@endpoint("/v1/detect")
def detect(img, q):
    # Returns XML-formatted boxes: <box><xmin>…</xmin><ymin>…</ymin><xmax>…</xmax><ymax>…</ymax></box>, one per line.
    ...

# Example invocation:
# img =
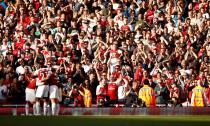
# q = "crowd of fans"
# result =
<box><xmin>0</xmin><ymin>0</ymin><xmax>210</xmax><ymax>108</ymax></box>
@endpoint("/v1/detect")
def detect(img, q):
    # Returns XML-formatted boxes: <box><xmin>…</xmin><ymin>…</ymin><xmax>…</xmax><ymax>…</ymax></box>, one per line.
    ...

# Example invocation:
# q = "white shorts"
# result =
<box><xmin>35</xmin><ymin>85</ymin><xmax>49</xmax><ymax>98</ymax></box>
<box><xmin>25</xmin><ymin>88</ymin><xmax>36</xmax><ymax>102</ymax></box>
<box><xmin>58</xmin><ymin>88</ymin><xmax>62</xmax><ymax>102</ymax></box>
<box><xmin>49</xmin><ymin>85</ymin><xmax>59</xmax><ymax>99</ymax></box>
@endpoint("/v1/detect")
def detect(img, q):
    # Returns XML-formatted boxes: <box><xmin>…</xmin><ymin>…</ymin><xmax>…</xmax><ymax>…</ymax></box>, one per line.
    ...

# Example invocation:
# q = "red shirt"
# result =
<box><xmin>134</xmin><ymin>67</ymin><xmax>143</xmax><ymax>82</ymax></box>
<box><xmin>25</xmin><ymin>16</ymin><xmax>31</xmax><ymax>24</ymax></box>
<box><xmin>41</xmin><ymin>50</ymin><xmax>49</xmax><ymax>56</ymax></box>
<box><xmin>3</xmin><ymin>79</ymin><xmax>11</xmax><ymax>86</ymax></box>
<box><xmin>107</xmin><ymin>82</ymin><xmax>118</xmax><ymax>100</ymax></box>
<box><xmin>206</xmin><ymin>88</ymin><xmax>210</xmax><ymax>104</ymax></box>
<box><xmin>112</xmin><ymin>71</ymin><xmax>121</xmax><ymax>78</ymax></box>
<box><xmin>155</xmin><ymin>42</ymin><xmax>161</xmax><ymax>53</ymax></box>
<box><xmin>48</xmin><ymin>74</ymin><xmax>58</xmax><ymax>86</ymax></box>
<box><xmin>34</xmin><ymin>1</ymin><xmax>41</xmax><ymax>11</ymax></box>
<box><xmin>166</xmin><ymin>78</ymin><xmax>174</xmax><ymax>86</ymax></box>
<box><xmin>109</xmin><ymin>49</ymin><xmax>121</xmax><ymax>59</ymax></box>
<box><xmin>99</xmin><ymin>49</ymin><xmax>106</xmax><ymax>60</ymax></box>
<box><xmin>100</xmin><ymin>21</ymin><xmax>108</xmax><ymax>27</ymax></box>
<box><xmin>27</xmin><ymin>79</ymin><xmax>36</xmax><ymax>89</ymax></box>
<box><xmin>37</xmin><ymin>68</ymin><xmax>51</xmax><ymax>82</ymax></box>
<box><xmin>15</xmin><ymin>39</ymin><xmax>25</xmax><ymax>50</ymax></box>
<box><xmin>72</xmin><ymin>89</ymin><xmax>84</xmax><ymax>105</ymax></box>
<box><xmin>57</xmin><ymin>57</ymin><xmax>65</xmax><ymax>64</ymax></box>
<box><xmin>198</xmin><ymin>49</ymin><xmax>204</xmax><ymax>58</ymax></box>
<box><xmin>121</xmin><ymin>25</ymin><xmax>130</xmax><ymax>31</ymax></box>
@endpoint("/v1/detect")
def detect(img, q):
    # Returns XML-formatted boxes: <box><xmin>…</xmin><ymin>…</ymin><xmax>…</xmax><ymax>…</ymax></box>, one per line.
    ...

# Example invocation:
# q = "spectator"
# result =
<box><xmin>169</xmin><ymin>83</ymin><xmax>180</xmax><ymax>107</ymax></box>
<box><xmin>0</xmin><ymin>80</ymin><xmax>7</xmax><ymax>102</ymax></box>
<box><xmin>69</xmin><ymin>84</ymin><xmax>84</xmax><ymax>107</ymax></box>
<box><xmin>154</xmin><ymin>79</ymin><xmax>169</xmax><ymax>106</ymax></box>
<box><xmin>96</xmin><ymin>79</ymin><xmax>107</xmax><ymax>107</ymax></box>
<box><xmin>79</xmin><ymin>80</ymin><xmax>92</xmax><ymax>107</ymax></box>
<box><xmin>191</xmin><ymin>80</ymin><xmax>208</xmax><ymax>107</ymax></box>
<box><xmin>107</xmin><ymin>73</ymin><xmax>119</xmax><ymax>105</ymax></box>
<box><xmin>138</xmin><ymin>79</ymin><xmax>156</xmax><ymax>107</ymax></box>
<box><xmin>125</xmin><ymin>81</ymin><xmax>140</xmax><ymax>107</ymax></box>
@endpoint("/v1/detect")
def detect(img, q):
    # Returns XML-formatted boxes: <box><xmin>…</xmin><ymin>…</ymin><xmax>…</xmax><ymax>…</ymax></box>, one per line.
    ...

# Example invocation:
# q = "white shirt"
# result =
<box><xmin>35</xmin><ymin>68</ymin><xmax>52</xmax><ymax>86</ymax></box>
<box><xmin>118</xmin><ymin>85</ymin><xmax>126</xmax><ymax>100</ymax></box>
<box><xmin>203</xmin><ymin>13</ymin><xmax>209</xmax><ymax>19</ymax></box>
<box><xmin>113</xmin><ymin>3</ymin><xmax>119</xmax><ymax>10</ymax></box>
<box><xmin>82</xmin><ymin>64</ymin><xmax>90</xmax><ymax>73</ymax></box>
<box><xmin>166</xmin><ymin>23</ymin><xmax>174</xmax><ymax>33</ymax></box>
<box><xmin>16</xmin><ymin>65</ymin><xmax>25</xmax><ymax>75</ymax></box>
<box><xmin>96</xmin><ymin>84</ymin><xmax>106</xmax><ymax>96</ymax></box>
<box><xmin>0</xmin><ymin>44</ymin><xmax>8</xmax><ymax>57</ymax></box>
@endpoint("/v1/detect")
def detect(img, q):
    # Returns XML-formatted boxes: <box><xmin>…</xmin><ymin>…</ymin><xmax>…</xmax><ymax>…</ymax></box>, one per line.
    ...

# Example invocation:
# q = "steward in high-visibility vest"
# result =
<box><xmin>139</xmin><ymin>79</ymin><xmax>156</xmax><ymax>107</ymax></box>
<box><xmin>191</xmin><ymin>80</ymin><xmax>207</xmax><ymax>107</ymax></box>
<box><xmin>79</xmin><ymin>84</ymin><xmax>92</xmax><ymax>107</ymax></box>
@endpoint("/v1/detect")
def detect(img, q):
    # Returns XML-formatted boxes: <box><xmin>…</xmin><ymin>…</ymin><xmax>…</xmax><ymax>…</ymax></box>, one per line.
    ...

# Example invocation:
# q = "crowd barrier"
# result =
<box><xmin>0</xmin><ymin>105</ymin><xmax>210</xmax><ymax>115</ymax></box>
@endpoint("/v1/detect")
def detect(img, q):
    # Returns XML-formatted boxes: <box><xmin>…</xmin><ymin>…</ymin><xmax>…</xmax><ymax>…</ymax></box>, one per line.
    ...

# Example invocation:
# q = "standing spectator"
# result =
<box><xmin>205</xmin><ymin>75</ymin><xmax>210</xmax><ymax>105</ymax></box>
<box><xmin>0</xmin><ymin>80</ymin><xmax>7</xmax><ymax>102</ymax></box>
<box><xmin>125</xmin><ymin>81</ymin><xmax>140</xmax><ymax>107</ymax></box>
<box><xmin>154</xmin><ymin>79</ymin><xmax>169</xmax><ymax>106</ymax></box>
<box><xmin>191</xmin><ymin>80</ymin><xmax>208</xmax><ymax>107</ymax></box>
<box><xmin>72</xmin><ymin>63</ymin><xmax>86</xmax><ymax>85</ymax></box>
<box><xmin>107</xmin><ymin>73</ymin><xmax>119</xmax><ymax>105</ymax></box>
<box><xmin>138</xmin><ymin>79</ymin><xmax>156</xmax><ymax>107</ymax></box>
<box><xmin>169</xmin><ymin>83</ymin><xmax>180</xmax><ymax>107</ymax></box>
<box><xmin>7</xmin><ymin>77</ymin><xmax>22</xmax><ymax>104</ymax></box>
<box><xmin>69</xmin><ymin>84</ymin><xmax>84</xmax><ymax>107</ymax></box>
<box><xmin>96</xmin><ymin>79</ymin><xmax>107</xmax><ymax>107</ymax></box>
<box><xmin>79</xmin><ymin>80</ymin><xmax>92</xmax><ymax>107</ymax></box>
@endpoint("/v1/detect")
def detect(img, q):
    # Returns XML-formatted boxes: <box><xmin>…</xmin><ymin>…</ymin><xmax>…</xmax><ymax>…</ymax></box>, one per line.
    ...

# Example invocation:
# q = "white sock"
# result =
<box><xmin>47</xmin><ymin>104</ymin><xmax>51</xmax><ymax>116</ymax></box>
<box><xmin>43</xmin><ymin>102</ymin><xmax>48</xmax><ymax>116</ymax></box>
<box><xmin>33</xmin><ymin>104</ymin><xmax>36</xmax><ymax>115</ymax></box>
<box><xmin>36</xmin><ymin>102</ymin><xmax>41</xmax><ymax>115</ymax></box>
<box><xmin>56</xmin><ymin>104</ymin><xmax>60</xmax><ymax>115</ymax></box>
<box><xmin>25</xmin><ymin>104</ymin><xmax>29</xmax><ymax>116</ymax></box>
<box><xmin>51</xmin><ymin>103</ymin><xmax>56</xmax><ymax>116</ymax></box>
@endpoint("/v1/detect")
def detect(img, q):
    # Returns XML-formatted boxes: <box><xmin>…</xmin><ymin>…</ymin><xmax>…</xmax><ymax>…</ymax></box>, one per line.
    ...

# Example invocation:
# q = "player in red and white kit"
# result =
<box><xmin>48</xmin><ymin>68</ymin><xmax>59</xmax><ymax>115</ymax></box>
<box><xmin>25</xmin><ymin>76</ymin><xmax>37</xmax><ymax>115</ymax></box>
<box><xmin>35</xmin><ymin>67</ymin><xmax>52</xmax><ymax>115</ymax></box>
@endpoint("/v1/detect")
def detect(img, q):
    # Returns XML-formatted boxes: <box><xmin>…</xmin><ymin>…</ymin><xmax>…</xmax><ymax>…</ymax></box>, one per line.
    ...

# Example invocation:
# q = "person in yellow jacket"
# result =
<box><xmin>79</xmin><ymin>83</ymin><xmax>92</xmax><ymax>107</ymax></box>
<box><xmin>139</xmin><ymin>79</ymin><xmax>156</xmax><ymax>107</ymax></box>
<box><xmin>191</xmin><ymin>80</ymin><xmax>207</xmax><ymax>107</ymax></box>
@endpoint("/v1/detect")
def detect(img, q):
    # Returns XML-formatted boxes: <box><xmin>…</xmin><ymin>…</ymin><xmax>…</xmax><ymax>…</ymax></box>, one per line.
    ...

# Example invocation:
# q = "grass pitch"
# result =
<box><xmin>0</xmin><ymin>115</ymin><xmax>210</xmax><ymax>126</ymax></box>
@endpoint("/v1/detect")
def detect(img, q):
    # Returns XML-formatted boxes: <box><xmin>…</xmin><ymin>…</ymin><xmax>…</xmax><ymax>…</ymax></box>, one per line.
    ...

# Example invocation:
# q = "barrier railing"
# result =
<box><xmin>0</xmin><ymin>105</ymin><xmax>210</xmax><ymax>115</ymax></box>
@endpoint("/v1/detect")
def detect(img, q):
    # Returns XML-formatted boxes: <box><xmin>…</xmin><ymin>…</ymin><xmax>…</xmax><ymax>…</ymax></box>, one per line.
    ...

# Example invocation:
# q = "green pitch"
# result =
<box><xmin>0</xmin><ymin>115</ymin><xmax>210</xmax><ymax>126</ymax></box>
